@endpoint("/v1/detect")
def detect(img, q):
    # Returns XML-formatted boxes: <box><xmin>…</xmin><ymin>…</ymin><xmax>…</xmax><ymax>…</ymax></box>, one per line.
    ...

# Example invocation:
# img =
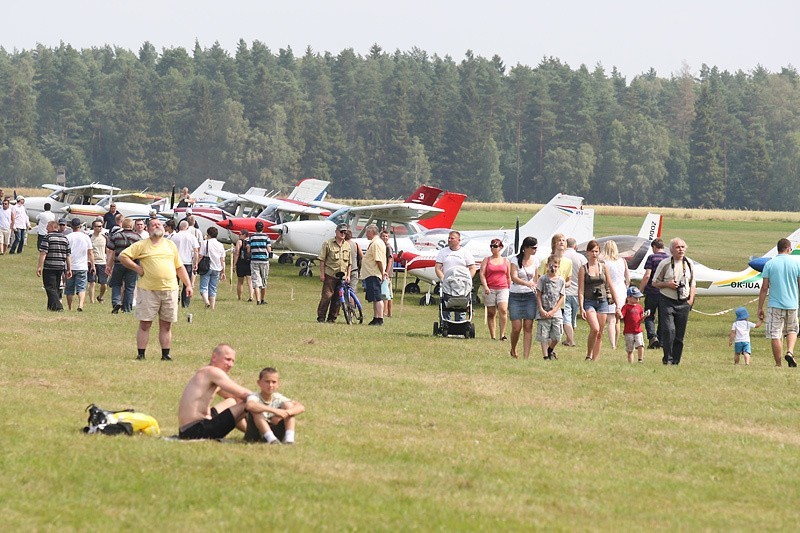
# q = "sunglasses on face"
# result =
<box><xmin>490</xmin><ymin>244</ymin><xmax>500</xmax><ymax>248</ymax></box>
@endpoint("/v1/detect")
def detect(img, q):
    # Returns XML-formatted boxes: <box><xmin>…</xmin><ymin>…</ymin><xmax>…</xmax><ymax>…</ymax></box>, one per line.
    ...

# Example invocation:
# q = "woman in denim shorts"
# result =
<box><xmin>579</xmin><ymin>240</ymin><xmax>622</xmax><ymax>361</ymax></box>
<box><xmin>508</xmin><ymin>237</ymin><xmax>539</xmax><ymax>359</ymax></box>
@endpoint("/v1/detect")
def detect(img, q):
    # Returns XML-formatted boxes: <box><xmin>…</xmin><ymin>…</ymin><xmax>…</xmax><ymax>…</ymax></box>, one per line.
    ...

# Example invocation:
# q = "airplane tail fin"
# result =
<box><xmin>554</xmin><ymin>209</ymin><xmax>595</xmax><ymax>245</ymax></box>
<box><xmin>190</xmin><ymin>179</ymin><xmax>226</xmax><ymax>201</ymax></box>
<box><xmin>287</xmin><ymin>178</ymin><xmax>330</xmax><ymax>203</ymax></box>
<box><xmin>419</xmin><ymin>192</ymin><xmax>467</xmax><ymax>229</ymax></box>
<box><xmin>405</xmin><ymin>185</ymin><xmax>443</xmax><ymax>206</ymax></box>
<box><xmin>517</xmin><ymin>193</ymin><xmax>585</xmax><ymax>244</ymax></box>
<box><xmin>637</xmin><ymin>213</ymin><xmax>663</xmax><ymax>241</ymax></box>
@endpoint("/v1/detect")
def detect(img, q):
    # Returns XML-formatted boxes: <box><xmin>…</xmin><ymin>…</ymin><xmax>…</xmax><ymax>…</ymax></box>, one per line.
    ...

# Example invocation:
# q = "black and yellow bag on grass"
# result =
<box><xmin>82</xmin><ymin>404</ymin><xmax>160</xmax><ymax>436</ymax></box>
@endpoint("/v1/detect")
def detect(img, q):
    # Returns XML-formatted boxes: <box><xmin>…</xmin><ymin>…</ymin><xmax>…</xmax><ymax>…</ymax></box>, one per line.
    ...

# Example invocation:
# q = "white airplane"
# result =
<box><xmin>577</xmin><ymin>213</ymin><xmax>664</xmax><ymax>279</ymax></box>
<box><xmin>174</xmin><ymin>178</ymin><xmax>332</xmax><ymax>244</ymax></box>
<box><xmin>59</xmin><ymin>179</ymin><xmax>225</xmax><ymax>225</ymax></box>
<box><xmin>270</xmin><ymin>188</ymin><xmax>466</xmax><ymax>272</ymax></box>
<box><xmin>395</xmin><ymin>194</ymin><xmax>595</xmax><ymax>290</ymax></box>
<box><xmin>24</xmin><ymin>183</ymin><xmax>121</xmax><ymax>224</ymax></box>
<box><xmin>691</xmin><ymin>226</ymin><xmax>800</xmax><ymax>296</ymax></box>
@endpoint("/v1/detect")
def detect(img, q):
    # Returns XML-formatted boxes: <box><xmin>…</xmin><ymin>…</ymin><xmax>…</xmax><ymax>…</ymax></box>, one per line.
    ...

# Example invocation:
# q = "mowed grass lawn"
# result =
<box><xmin>2</xmin><ymin>207</ymin><xmax>800</xmax><ymax>530</ymax></box>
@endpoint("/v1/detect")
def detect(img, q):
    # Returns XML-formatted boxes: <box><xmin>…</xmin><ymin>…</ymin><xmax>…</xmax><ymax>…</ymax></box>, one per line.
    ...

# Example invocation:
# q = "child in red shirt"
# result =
<box><xmin>620</xmin><ymin>287</ymin><xmax>649</xmax><ymax>363</ymax></box>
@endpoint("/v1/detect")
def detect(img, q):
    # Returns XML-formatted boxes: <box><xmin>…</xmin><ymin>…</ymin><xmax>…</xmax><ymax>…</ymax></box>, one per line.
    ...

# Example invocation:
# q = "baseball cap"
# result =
<box><xmin>627</xmin><ymin>286</ymin><xmax>643</xmax><ymax>298</ymax></box>
<box><xmin>71</xmin><ymin>218</ymin><xmax>82</xmax><ymax>228</ymax></box>
<box><xmin>735</xmin><ymin>307</ymin><xmax>749</xmax><ymax>321</ymax></box>
<box><xmin>16</xmin><ymin>195</ymin><xmax>24</xmax><ymax>200</ymax></box>
<box><xmin>185</xmin><ymin>208</ymin><xmax>193</xmax><ymax>215</ymax></box>
<box><xmin>336</xmin><ymin>223</ymin><xmax>349</xmax><ymax>232</ymax></box>
<box><xmin>58</xmin><ymin>218</ymin><xmax>68</xmax><ymax>225</ymax></box>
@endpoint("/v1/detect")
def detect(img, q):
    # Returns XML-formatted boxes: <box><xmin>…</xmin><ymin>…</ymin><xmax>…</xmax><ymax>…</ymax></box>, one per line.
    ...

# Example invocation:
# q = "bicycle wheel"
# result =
<box><xmin>351</xmin><ymin>290</ymin><xmax>364</xmax><ymax>324</ymax></box>
<box><xmin>342</xmin><ymin>298</ymin><xmax>354</xmax><ymax>324</ymax></box>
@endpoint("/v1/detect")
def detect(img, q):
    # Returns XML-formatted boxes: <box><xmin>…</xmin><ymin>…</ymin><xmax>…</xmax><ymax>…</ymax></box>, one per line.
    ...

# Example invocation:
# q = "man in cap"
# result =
<box><xmin>9</xmin><ymin>195</ymin><xmax>30</xmax><ymax>254</ymax></box>
<box><xmin>58</xmin><ymin>218</ymin><xmax>71</xmax><ymax>234</ymax></box>
<box><xmin>316</xmin><ymin>222</ymin><xmax>352</xmax><ymax>323</ymax></box>
<box><xmin>65</xmin><ymin>218</ymin><xmax>94</xmax><ymax>311</ymax></box>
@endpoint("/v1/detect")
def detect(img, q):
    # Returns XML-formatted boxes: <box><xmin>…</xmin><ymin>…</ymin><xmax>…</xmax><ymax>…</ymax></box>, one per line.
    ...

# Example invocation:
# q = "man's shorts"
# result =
<box><xmin>0</xmin><ymin>228</ymin><xmax>11</xmax><ymax>246</ymax></box>
<box><xmin>250</xmin><ymin>261</ymin><xmax>270</xmax><ymax>288</ymax></box>
<box><xmin>484</xmin><ymin>288</ymin><xmax>509</xmax><ymax>307</ymax></box>
<box><xmin>134</xmin><ymin>288</ymin><xmax>179</xmax><ymax>323</ymax></box>
<box><xmin>536</xmin><ymin>315</ymin><xmax>563</xmax><ymax>343</ymax></box>
<box><xmin>364</xmin><ymin>276</ymin><xmax>381</xmax><ymax>303</ymax></box>
<box><xmin>178</xmin><ymin>408</ymin><xmax>237</xmax><ymax>440</ymax></box>
<box><xmin>88</xmin><ymin>265</ymin><xmax>108</xmax><ymax>284</ymax></box>
<box><xmin>65</xmin><ymin>270</ymin><xmax>88</xmax><ymax>295</ymax></box>
<box><xmin>625</xmin><ymin>332</ymin><xmax>645</xmax><ymax>352</ymax></box>
<box><xmin>765</xmin><ymin>307</ymin><xmax>799</xmax><ymax>339</ymax></box>
<box><xmin>243</xmin><ymin>412</ymin><xmax>287</xmax><ymax>442</ymax></box>
<box><xmin>734</xmin><ymin>341</ymin><xmax>752</xmax><ymax>355</ymax></box>
<box><xmin>563</xmin><ymin>295</ymin><xmax>579</xmax><ymax>327</ymax></box>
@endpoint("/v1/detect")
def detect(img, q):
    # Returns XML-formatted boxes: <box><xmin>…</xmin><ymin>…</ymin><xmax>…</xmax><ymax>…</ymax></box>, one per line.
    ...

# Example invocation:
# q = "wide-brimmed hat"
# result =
<box><xmin>735</xmin><ymin>307</ymin><xmax>749</xmax><ymax>321</ymax></box>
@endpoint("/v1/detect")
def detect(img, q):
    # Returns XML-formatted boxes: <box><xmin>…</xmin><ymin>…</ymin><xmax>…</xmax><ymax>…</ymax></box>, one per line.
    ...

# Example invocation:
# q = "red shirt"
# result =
<box><xmin>621</xmin><ymin>303</ymin><xmax>644</xmax><ymax>334</ymax></box>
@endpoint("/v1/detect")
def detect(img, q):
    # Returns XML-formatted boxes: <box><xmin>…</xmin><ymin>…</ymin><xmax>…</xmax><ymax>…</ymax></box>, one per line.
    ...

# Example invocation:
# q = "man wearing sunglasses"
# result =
<box><xmin>316</xmin><ymin>223</ymin><xmax>352</xmax><ymax>323</ymax></box>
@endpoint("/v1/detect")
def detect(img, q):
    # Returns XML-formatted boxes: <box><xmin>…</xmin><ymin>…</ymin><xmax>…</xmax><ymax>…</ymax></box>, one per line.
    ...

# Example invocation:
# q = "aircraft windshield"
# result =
<box><xmin>327</xmin><ymin>207</ymin><xmax>351</xmax><ymax>225</ymax></box>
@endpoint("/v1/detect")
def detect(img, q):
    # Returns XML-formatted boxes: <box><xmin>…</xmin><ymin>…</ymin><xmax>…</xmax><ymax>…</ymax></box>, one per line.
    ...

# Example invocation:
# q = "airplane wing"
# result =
<box><xmin>286</xmin><ymin>178</ymin><xmax>331</xmax><ymax>203</ymax></box>
<box><xmin>346</xmin><ymin>203</ymin><xmax>443</xmax><ymax>222</ymax></box>
<box><xmin>238</xmin><ymin>194</ymin><xmax>332</xmax><ymax>216</ymax></box>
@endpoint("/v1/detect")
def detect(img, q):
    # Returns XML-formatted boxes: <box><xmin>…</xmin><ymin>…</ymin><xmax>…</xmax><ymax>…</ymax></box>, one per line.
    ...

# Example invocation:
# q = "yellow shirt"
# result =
<box><xmin>120</xmin><ymin>237</ymin><xmax>182</xmax><ymax>291</ymax></box>
<box><xmin>538</xmin><ymin>257</ymin><xmax>572</xmax><ymax>283</ymax></box>
<box><xmin>361</xmin><ymin>236</ymin><xmax>386</xmax><ymax>279</ymax></box>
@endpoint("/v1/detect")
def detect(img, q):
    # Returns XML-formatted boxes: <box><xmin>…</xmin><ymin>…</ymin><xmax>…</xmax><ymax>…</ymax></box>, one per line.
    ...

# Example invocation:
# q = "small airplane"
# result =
<box><xmin>174</xmin><ymin>178</ymin><xmax>333</xmax><ymax>244</ymax></box>
<box><xmin>395</xmin><ymin>194</ymin><xmax>595</xmax><ymax>291</ymax></box>
<box><xmin>687</xmin><ymin>226</ymin><xmax>800</xmax><ymax>296</ymax></box>
<box><xmin>270</xmin><ymin>187</ymin><xmax>466</xmax><ymax>272</ymax></box>
<box><xmin>24</xmin><ymin>182</ymin><xmax>121</xmax><ymax>224</ymax></box>
<box><xmin>576</xmin><ymin>213</ymin><xmax>664</xmax><ymax>279</ymax></box>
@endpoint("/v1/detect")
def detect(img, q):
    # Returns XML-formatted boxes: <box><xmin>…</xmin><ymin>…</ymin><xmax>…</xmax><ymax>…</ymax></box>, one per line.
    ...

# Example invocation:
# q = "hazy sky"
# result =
<box><xmin>3</xmin><ymin>0</ymin><xmax>798</xmax><ymax>78</ymax></box>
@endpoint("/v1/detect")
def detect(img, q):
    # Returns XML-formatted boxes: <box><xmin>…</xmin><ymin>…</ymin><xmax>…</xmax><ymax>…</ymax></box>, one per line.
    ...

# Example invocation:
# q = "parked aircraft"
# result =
<box><xmin>24</xmin><ymin>183</ymin><xmax>121</xmax><ymax>223</ymax></box>
<box><xmin>174</xmin><ymin>178</ymin><xmax>332</xmax><ymax>244</ymax></box>
<box><xmin>395</xmin><ymin>194</ymin><xmax>595</xmax><ymax>291</ymax></box>
<box><xmin>576</xmin><ymin>213</ymin><xmax>664</xmax><ymax>279</ymax></box>
<box><xmin>271</xmin><ymin>188</ymin><xmax>466</xmax><ymax>272</ymax></box>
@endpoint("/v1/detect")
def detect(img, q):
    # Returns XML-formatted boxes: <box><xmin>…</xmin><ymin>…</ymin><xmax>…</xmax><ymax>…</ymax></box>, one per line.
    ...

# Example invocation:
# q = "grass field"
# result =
<box><xmin>2</xmin><ymin>206</ymin><xmax>800</xmax><ymax>530</ymax></box>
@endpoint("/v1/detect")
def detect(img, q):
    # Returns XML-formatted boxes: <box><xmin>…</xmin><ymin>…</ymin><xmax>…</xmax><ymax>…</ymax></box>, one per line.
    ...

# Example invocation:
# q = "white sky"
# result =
<box><xmin>2</xmin><ymin>0</ymin><xmax>798</xmax><ymax>79</ymax></box>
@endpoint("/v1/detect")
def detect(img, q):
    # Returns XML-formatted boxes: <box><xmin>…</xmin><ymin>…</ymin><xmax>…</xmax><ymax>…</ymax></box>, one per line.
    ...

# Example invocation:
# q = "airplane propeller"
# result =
<box><xmin>170</xmin><ymin>185</ymin><xmax>176</xmax><ymax>209</ymax></box>
<box><xmin>514</xmin><ymin>216</ymin><xmax>520</xmax><ymax>255</ymax></box>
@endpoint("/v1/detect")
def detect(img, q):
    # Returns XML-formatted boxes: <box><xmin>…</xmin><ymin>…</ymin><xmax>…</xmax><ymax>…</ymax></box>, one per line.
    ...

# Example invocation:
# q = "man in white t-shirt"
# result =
<box><xmin>170</xmin><ymin>220</ymin><xmax>200</xmax><ymax>308</ymax></box>
<box><xmin>65</xmin><ymin>218</ymin><xmax>95</xmax><ymax>311</ymax></box>
<box><xmin>435</xmin><ymin>231</ymin><xmax>477</xmax><ymax>321</ymax></box>
<box><xmin>35</xmin><ymin>203</ymin><xmax>57</xmax><ymax>249</ymax></box>
<box><xmin>0</xmin><ymin>197</ymin><xmax>14</xmax><ymax>254</ymax></box>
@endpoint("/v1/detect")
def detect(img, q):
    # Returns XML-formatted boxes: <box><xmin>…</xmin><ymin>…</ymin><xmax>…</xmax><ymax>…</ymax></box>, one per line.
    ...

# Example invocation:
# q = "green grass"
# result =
<box><xmin>2</xmin><ymin>211</ymin><xmax>800</xmax><ymax>530</ymax></box>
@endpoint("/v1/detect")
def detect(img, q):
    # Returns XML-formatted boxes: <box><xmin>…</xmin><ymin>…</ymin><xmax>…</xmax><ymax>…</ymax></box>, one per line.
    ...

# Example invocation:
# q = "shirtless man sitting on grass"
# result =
<box><xmin>178</xmin><ymin>344</ymin><xmax>252</xmax><ymax>440</ymax></box>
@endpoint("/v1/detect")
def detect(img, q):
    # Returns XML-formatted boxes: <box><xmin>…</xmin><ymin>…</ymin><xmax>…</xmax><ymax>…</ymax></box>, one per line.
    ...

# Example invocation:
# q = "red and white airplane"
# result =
<box><xmin>270</xmin><ymin>188</ymin><xmax>467</xmax><ymax>271</ymax></box>
<box><xmin>173</xmin><ymin>178</ymin><xmax>332</xmax><ymax>243</ymax></box>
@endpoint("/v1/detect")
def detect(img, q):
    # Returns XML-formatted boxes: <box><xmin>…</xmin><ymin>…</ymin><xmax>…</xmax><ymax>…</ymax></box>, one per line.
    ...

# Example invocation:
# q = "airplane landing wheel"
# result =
<box><xmin>278</xmin><ymin>253</ymin><xmax>294</xmax><ymax>264</ymax></box>
<box><xmin>295</xmin><ymin>258</ymin><xmax>310</xmax><ymax>268</ymax></box>
<box><xmin>404</xmin><ymin>282</ymin><xmax>421</xmax><ymax>294</ymax></box>
<box><xmin>299</xmin><ymin>266</ymin><xmax>313</xmax><ymax>277</ymax></box>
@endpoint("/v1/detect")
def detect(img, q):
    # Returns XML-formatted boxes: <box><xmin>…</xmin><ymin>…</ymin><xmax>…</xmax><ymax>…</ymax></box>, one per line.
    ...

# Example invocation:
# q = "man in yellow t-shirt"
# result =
<box><xmin>120</xmin><ymin>218</ymin><xmax>193</xmax><ymax>361</ymax></box>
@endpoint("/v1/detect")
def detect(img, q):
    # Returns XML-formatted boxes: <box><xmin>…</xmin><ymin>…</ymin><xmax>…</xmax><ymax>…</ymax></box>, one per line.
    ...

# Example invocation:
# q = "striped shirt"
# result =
<box><xmin>40</xmin><ymin>232</ymin><xmax>71</xmax><ymax>270</ymax></box>
<box><xmin>248</xmin><ymin>232</ymin><xmax>272</xmax><ymax>262</ymax></box>
<box><xmin>105</xmin><ymin>228</ymin><xmax>141</xmax><ymax>263</ymax></box>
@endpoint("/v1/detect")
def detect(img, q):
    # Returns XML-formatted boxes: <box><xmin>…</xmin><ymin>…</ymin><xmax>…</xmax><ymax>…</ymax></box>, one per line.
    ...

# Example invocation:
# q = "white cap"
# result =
<box><xmin>185</xmin><ymin>208</ymin><xmax>193</xmax><ymax>215</ymax></box>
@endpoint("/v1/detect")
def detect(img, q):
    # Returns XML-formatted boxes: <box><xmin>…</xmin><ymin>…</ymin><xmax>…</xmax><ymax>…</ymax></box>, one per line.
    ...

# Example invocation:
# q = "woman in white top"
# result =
<box><xmin>508</xmin><ymin>236</ymin><xmax>540</xmax><ymax>359</ymax></box>
<box><xmin>198</xmin><ymin>226</ymin><xmax>227</xmax><ymax>309</ymax></box>
<box><xmin>602</xmin><ymin>239</ymin><xmax>630</xmax><ymax>350</ymax></box>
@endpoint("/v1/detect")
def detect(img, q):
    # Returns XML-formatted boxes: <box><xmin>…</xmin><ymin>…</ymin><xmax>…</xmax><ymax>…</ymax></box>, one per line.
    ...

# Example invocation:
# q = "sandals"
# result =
<box><xmin>786</xmin><ymin>352</ymin><xmax>797</xmax><ymax>368</ymax></box>
<box><xmin>509</xmin><ymin>350</ymin><xmax>518</xmax><ymax>359</ymax></box>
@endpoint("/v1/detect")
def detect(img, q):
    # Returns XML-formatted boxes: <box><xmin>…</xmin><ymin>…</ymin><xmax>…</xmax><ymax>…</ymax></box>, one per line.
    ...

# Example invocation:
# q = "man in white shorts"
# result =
<box><xmin>757</xmin><ymin>238</ymin><xmax>800</xmax><ymax>367</ymax></box>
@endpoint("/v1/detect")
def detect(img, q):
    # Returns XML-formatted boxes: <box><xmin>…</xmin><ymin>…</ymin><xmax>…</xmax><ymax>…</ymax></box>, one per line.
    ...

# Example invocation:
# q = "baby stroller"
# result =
<box><xmin>433</xmin><ymin>266</ymin><xmax>475</xmax><ymax>338</ymax></box>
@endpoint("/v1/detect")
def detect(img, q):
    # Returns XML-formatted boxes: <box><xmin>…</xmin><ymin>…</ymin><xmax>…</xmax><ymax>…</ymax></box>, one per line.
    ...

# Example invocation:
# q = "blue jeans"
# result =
<box><xmin>181</xmin><ymin>264</ymin><xmax>193</xmax><ymax>307</ymax></box>
<box><xmin>9</xmin><ymin>228</ymin><xmax>25</xmax><ymax>254</ymax></box>
<box><xmin>199</xmin><ymin>270</ymin><xmax>221</xmax><ymax>298</ymax></box>
<box><xmin>109</xmin><ymin>263</ymin><xmax>138</xmax><ymax>311</ymax></box>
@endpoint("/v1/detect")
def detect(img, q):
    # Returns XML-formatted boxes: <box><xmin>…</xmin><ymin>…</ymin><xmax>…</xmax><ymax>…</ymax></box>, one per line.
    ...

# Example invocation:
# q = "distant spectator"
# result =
<box><xmin>603</xmin><ymin>239</ymin><xmax>630</xmax><ymax>350</ymax></box>
<box><xmin>65</xmin><ymin>218</ymin><xmax>94</xmax><ymax>311</ymax></box>
<box><xmin>36</xmin><ymin>221</ymin><xmax>71</xmax><ymax>311</ymax></box>
<box><xmin>234</xmin><ymin>230</ymin><xmax>254</xmax><ymax>302</ymax></box>
<box><xmin>248</xmin><ymin>221</ymin><xmax>272</xmax><ymax>305</ymax></box>
<box><xmin>479</xmin><ymin>238</ymin><xmax>511</xmax><ymax>341</ymax></box>
<box><xmin>561</xmin><ymin>237</ymin><xmax>587</xmax><ymax>347</ymax></box>
<box><xmin>9</xmin><ymin>196</ymin><xmax>29</xmax><ymax>254</ymax></box>
<box><xmin>35</xmin><ymin>203</ymin><xmax>56</xmax><ymax>249</ymax></box>
<box><xmin>198</xmin><ymin>226</ymin><xmax>226</xmax><ymax>310</ymax></box>
<box><xmin>639</xmin><ymin>239</ymin><xmax>669</xmax><ymax>349</ymax></box>
<box><xmin>0</xmin><ymin>197</ymin><xmax>14</xmax><ymax>255</ymax></box>
<box><xmin>757</xmin><ymin>238</ymin><xmax>800</xmax><ymax>367</ymax></box>
<box><xmin>652</xmin><ymin>238</ymin><xmax>696</xmax><ymax>365</ymax></box>
<box><xmin>103</xmin><ymin>203</ymin><xmax>119</xmax><ymax>230</ymax></box>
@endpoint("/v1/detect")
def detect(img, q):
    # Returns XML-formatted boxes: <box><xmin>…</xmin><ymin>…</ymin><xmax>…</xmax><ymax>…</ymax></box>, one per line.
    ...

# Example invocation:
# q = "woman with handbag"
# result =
<box><xmin>578</xmin><ymin>240</ymin><xmax>623</xmax><ymax>361</ymax></box>
<box><xmin>198</xmin><ymin>227</ymin><xmax>226</xmax><ymax>310</ymax></box>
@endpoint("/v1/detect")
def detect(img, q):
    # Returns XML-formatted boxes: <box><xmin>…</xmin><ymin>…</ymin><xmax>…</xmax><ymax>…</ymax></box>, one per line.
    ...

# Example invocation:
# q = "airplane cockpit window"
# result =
<box><xmin>258</xmin><ymin>205</ymin><xmax>281</xmax><ymax>224</ymax></box>
<box><xmin>327</xmin><ymin>207</ymin><xmax>350</xmax><ymax>225</ymax></box>
<box><xmin>218</xmin><ymin>199</ymin><xmax>239</xmax><ymax>216</ymax></box>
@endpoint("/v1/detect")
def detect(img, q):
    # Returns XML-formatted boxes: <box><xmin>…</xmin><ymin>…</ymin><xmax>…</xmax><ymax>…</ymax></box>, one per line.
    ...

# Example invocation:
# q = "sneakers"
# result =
<box><xmin>368</xmin><ymin>318</ymin><xmax>384</xmax><ymax>326</ymax></box>
<box><xmin>317</xmin><ymin>317</ymin><xmax>326</xmax><ymax>323</ymax></box>
<box><xmin>96</xmin><ymin>296</ymin><xmax>104</xmax><ymax>303</ymax></box>
<box><xmin>135</xmin><ymin>354</ymin><xmax>145</xmax><ymax>361</ymax></box>
<box><xmin>161</xmin><ymin>354</ymin><xmax>173</xmax><ymax>361</ymax></box>
<box><xmin>111</xmin><ymin>304</ymin><xmax>122</xmax><ymax>314</ymax></box>
<box><xmin>785</xmin><ymin>352</ymin><xmax>797</xmax><ymax>368</ymax></box>
<box><xmin>546</xmin><ymin>347</ymin><xmax>557</xmax><ymax>360</ymax></box>
<box><xmin>648</xmin><ymin>337</ymin><xmax>661</xmax><ymax>349</ymax></box>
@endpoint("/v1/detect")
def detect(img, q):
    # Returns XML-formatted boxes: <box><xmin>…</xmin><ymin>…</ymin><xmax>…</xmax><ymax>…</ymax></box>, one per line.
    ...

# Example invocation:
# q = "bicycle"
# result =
<box><xmin>336</xmin><ymin>272</ymin><xmax>363</xmax><ymax>325</ymax></box>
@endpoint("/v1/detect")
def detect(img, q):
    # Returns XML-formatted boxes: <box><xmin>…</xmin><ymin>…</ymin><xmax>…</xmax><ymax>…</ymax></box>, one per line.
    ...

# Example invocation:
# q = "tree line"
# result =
<box><xmin>0</xmin><ymin>40</ymin><xmax>798</xmax><ymax>210</ymax></box>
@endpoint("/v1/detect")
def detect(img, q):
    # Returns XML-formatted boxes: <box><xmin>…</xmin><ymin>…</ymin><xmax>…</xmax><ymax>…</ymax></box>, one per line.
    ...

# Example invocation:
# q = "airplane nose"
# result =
<box><xmin>748</xmin><ymin>257</ymin><xmax>769</xmax><ymax>272</ymax></box>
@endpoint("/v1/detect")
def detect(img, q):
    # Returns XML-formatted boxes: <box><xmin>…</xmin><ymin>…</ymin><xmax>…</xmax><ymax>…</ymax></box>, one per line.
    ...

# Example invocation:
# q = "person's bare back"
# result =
<box><xmin>177</xmin><ymin>344</ymin><xmax>251</xmax><ymax>433</ymax></box>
